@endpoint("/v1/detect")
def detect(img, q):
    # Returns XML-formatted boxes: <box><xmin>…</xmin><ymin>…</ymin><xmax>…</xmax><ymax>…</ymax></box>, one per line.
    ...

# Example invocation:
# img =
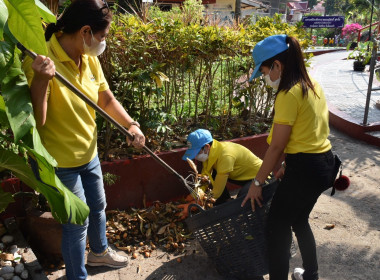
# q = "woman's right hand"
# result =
<box><xmin>32</xmin><ymin>55</ymin><xmax>55</xmax><ymax>81</ymax></box>
<box><xmin>241</xmin><ymin>184</ymin><xmax>263</xmax><ymax>211</ymax></box>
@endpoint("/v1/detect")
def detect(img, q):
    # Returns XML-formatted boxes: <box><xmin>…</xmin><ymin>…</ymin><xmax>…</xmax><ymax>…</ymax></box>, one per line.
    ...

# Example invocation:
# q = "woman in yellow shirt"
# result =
<box><xmin>242</xmin><ymin>35</ymin><xmax>336</xmax><ymax>280</ymax></box>
<box><xmin>23</xmin><ymin>1</ymin><xmax>145</xmax><ymax>279</ymax></box>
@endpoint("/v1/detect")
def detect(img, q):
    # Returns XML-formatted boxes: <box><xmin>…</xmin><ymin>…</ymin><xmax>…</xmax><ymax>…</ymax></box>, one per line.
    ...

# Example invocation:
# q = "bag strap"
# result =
<box><xmin>330</xmin><ymin>154</ymin><xmax>342</xmax><ymax>196</ymax></box>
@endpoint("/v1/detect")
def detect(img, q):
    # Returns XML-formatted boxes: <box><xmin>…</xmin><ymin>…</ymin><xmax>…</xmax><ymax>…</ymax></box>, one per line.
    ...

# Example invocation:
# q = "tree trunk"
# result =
<box><xmin>235</xmin><ymin>0</ymin><xmax>241</xmax><ymax>22</ymax></box>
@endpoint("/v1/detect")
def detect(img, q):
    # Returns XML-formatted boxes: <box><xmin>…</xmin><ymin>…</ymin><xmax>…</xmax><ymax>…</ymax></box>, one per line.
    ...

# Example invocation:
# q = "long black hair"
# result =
<box><xmin>261</xmin><ymin>36</ymin><xmax>316</xmax><ymax>97</ymax></box>
<box><xmin>45</xmin><ymin>0</ymin><xmax>112</xmax><ymax>41</ymax></box>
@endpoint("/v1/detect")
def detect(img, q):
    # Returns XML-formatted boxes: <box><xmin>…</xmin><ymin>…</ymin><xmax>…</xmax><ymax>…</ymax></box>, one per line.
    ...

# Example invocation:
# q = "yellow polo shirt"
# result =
<box><xmin>201</xmin><ymin>140</ymin><xmax>262</xmax><ymax>198</ymax></box>
<box><xmin>22</xmin><ymin>33</ymin><xmax>109</xmax><ymax>167</ymax></box>
<box><xmin>267</xmin><ymin>80</ymin><xmax>331</xmax><ymax>154</ymax></box>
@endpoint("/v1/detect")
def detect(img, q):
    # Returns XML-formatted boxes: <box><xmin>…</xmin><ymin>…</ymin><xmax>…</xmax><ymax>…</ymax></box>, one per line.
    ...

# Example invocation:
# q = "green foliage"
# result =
<box><xmin>4</xmin><ymin>0</ymin><xmax>49</xmax><ymax>55</ymax></box>
<box><xmin>99</xmin><ymin>11</ymin><xmax>311</xmax><ymax>153</ymax></box>
<box><xmin>305</xmin><ymin>12</ymin><xmax>322</xmax><ymax>16</ymax></box>
<box><xmin>347</xmin><ymin>41</ymin><xmax>373</xmax><ymax>64</ymax></box>
<box><xmin>0</xmin><ymin>0</ymin><xmax>89</xmax><ymax>224</ymax></box>
<box><xmin>324</xmin><ymin>0</ymin><xmax>346</xmax><ymax>15</ymax></box>
<box><xmin>0</xmin><ymin>186</ymin><xmax>14</xmax><ymax>213</ymax></box>
<box><xmin>181</xmin><ymin>0</ymin><xmax>204</xmax><ymax>24</ymax></box>
<box><xmin>307</xmin><ymin>0</ymin><xmax>319</xmax><ymax>10</ymax></box>
<box><xmin>103</xmin><ymin>172</ymin><xmax>120</xmax><ymax>187</ymax></box>
<box><xmin>0</xmin><ymin>1</ymin><xmax>8</xmax><ymax>40</ymax></box>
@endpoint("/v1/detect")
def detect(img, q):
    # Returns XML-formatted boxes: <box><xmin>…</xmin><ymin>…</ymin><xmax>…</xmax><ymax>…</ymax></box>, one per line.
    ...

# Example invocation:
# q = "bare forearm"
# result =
<box><xmin>98</xmin><ymin>89</ymin><xmax>145</xmax><ymax>148</ymax></box>
<box><xmin>255</xmin><ymin>145</ymin><xmax>284</xmax><ymax>183</ymax></box>
<box><xmin>255</xmin><ymin>124</ymin><xmax>292</xmax><ymax>183</ymax></box>
<box><xmin>102</xmin><ymin>97</ymin><xmax>134</xmax><ymax>128</ymax></box>
<box><xmin>30</xmin><ymin>78</ymin><xmax>49</xmax><ymax>127</ymax></box>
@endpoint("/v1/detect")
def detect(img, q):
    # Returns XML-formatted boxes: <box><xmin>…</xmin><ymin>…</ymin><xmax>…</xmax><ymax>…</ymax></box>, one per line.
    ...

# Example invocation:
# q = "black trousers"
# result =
<box><xmin>267</xmin><ymin>150</ymin><xmax>335</xmax><ymax>280</ymax></box>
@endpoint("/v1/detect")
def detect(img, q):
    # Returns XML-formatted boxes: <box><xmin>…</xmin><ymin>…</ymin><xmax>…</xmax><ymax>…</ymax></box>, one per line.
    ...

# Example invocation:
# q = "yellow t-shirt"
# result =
<box><xmin>22</xmin><ymin>33</ymin><xmax>109</xmax><ymax>167</ymax></box>
<box><xmin>201</xmin><ymin>140</ymin><xmax>263</xmax><ymax>198</ymax></box>
<box><xmin>267</xmin><ymin>79</ymin><xmax>331</xmax><ymax>154</ymax></box>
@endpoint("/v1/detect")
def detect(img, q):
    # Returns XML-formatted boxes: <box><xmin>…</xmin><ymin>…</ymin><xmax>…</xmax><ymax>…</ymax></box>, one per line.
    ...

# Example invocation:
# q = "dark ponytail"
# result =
<box><xmin>262</xmin><ymin>36</ymin><xmax>316</xmax><ymax>97</ymax></box>
<box><xmin>45</xmin><ymin>19</ymin><xmax>64</xmax><ymax>41</ymax></box>
<box><xmin>45</xmin><ymin>0</ymin><xmax>112</xmax><ymax>41</ymax></box>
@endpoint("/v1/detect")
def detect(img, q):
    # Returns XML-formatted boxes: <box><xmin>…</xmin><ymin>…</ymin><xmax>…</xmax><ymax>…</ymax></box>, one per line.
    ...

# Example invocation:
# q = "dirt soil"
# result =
<box><xmin>45</xmin><ymin>126</ymin><xmax>380</xmax><ymax>280</ymax></box>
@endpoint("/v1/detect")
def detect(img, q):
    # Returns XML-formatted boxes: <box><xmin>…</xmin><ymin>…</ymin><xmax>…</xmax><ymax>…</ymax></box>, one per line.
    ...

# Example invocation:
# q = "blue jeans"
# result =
<box><xmin>55</xmin><ymin>156</ymin><xmax>108</xmax><ymax>280</ymax></box>
<box><xmin>267</xmin><ymin>150</ymin><xmax>335</xmax><ymax>280</ymax></box>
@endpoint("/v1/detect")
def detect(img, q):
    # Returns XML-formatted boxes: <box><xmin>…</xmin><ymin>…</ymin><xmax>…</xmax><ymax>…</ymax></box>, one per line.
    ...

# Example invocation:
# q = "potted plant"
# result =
<box><xmin>347</xmin><ymin>41</ymin><xmax>373</xmax><ymax>72</ymax></box>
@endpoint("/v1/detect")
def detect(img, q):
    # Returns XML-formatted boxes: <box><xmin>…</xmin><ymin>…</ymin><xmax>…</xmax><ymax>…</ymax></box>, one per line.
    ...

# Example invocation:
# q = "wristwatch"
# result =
<box><xmin>254</xmin><ymin>178</ymin><xmax>263</xmax><ymax>187</ymax></box>
<box><xmin>129</xmin><ymin>121</ymin><xmax>140</xmax><ymax>128</ymax></box>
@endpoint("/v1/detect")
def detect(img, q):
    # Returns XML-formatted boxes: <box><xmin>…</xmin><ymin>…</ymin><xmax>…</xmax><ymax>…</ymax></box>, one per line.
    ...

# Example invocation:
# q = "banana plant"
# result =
<box><xmin>0</xmin><ymin>0</ymin><xmax>89</xmax><ymax>224</ymax></box>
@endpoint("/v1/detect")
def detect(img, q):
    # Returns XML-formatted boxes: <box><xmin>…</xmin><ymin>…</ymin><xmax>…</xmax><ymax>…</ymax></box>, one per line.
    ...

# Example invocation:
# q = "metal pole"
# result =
<box><xmin>363</xmin><ymin>40</ymin><xmax>378</xmax><ymax>125</ymax></box>
<box><xmin>368</xmin><ymin>0</ymin><xmax>374</xmax><ymax>42</ymax></box>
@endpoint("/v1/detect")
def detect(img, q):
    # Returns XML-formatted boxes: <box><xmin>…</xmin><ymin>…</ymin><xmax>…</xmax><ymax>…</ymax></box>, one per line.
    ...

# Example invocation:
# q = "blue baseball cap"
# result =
<box><xmin>182</xmin><ymin>129</ymin><xmax>213</xmax><ymax>160</ymax></box>
<box><xmin>249</xmin><ymin>34</ymin><xmax>289</xmax><ymax>82</ymax></box>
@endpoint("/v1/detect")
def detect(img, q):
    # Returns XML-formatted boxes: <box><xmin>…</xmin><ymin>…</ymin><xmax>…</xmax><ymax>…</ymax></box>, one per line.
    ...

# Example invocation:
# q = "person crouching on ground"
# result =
<box><xmin>241</xmin><ymin>35</ymin><xmax>336</xmax><ymax>280</ymax></box>
<box><xmin>182</xmin><ymin>129</ymin><xmax>263</xmax><ymax>205</ymax></box>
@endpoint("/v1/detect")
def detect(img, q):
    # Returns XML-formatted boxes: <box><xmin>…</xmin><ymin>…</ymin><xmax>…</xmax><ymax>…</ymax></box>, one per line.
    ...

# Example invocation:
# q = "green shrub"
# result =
<box><xmin>98</xmin><ymin>3</ymin><xmax>311</xmax><ymax>155</ymax></box>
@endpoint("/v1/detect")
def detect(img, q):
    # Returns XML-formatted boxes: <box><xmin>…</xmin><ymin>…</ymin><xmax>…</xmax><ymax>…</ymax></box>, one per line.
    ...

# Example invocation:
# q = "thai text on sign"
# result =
<box><xmin>302</xmin><ymin>16</ymin><xmax>345</xmax><ymax>28</ymax></box>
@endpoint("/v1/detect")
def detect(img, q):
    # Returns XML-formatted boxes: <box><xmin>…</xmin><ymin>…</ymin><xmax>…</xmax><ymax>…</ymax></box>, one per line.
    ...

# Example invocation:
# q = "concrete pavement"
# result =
<box><xmin>309</xmin><ymin>50</ymin><xmax>380</xmax><ymax>125</ymax></box>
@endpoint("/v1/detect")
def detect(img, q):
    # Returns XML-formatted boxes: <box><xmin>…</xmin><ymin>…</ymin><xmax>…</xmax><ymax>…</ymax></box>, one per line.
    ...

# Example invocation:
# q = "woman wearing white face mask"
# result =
<box><xmin>242</xmin><ymin>35</ymin><xmax>336</xmax><ymax>280</ymax></box>
<box><xmin>182</xmin><ymin>129</ymin><xmax>263</xmax><ymax>206</ymax></box>
<box><xmin>22</xmin><ymin>1</ymin><xmax>145</xmax><ymax>279</ymax></box>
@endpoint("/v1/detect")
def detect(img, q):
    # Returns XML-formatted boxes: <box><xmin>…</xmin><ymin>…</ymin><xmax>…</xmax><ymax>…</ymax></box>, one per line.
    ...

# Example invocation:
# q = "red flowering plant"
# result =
<box><xmin>341</xmin><ymin>23</ymin><xmax>362</xmax><ymax>42</ymax></box>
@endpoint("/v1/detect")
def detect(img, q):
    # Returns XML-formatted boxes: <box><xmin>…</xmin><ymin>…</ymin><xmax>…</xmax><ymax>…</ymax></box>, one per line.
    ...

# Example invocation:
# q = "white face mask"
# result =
<box><xmin>264</xmin><ymin>63</ymin><xmax>281</xmax><ymax>90</ymax></box>
<box><xmin>83</xmin><ymin>30</ymin><xmax>106</xmax><ymax>56</ymax></box>
<box><xmin>195</xmin><ymin>149</ymin><xmax>209</xmax><ymax>162</ymax></box>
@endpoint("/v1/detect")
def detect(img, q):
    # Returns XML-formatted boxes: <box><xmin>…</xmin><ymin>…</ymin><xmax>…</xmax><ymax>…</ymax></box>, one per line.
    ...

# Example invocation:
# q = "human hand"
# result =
<box><xmin>175</xmin><ymin>201</ymin><xmax>197</xmax><ymax>220</ymax></box>
<box><xmin>32</xmin><ymin>55</ymin><xmax>55</xmax><ymax>81</ymax></box>
<box><xmin>127</xmin><ymin>125</ymin><xmax>145</xmax><ymax>149</ymax></box>
<box><xmin>241</xmin><ymin>184</ymin><xmax>263</xmax><ymax>211</ymax></box>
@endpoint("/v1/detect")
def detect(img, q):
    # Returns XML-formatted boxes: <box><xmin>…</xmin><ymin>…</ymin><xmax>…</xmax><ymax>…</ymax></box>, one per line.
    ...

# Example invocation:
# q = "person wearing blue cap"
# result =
<box><xmin>182</xmin><ymin>129</ymin><xmax>263</xmax><ymax>205</ymax></box>
<box><xmin>241</xmin><ymin>35</ymin><xmax>336</xmax><ymax>280</ymax></box>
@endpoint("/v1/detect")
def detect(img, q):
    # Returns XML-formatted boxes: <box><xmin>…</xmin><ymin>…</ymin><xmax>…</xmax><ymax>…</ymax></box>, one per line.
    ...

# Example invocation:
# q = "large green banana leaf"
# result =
<box><xmin>0</xmin><ymin>187</ymin><xmax>14</xmax><ymax>214</ymax></box>
<box><xmin>0</xmin><ymin>141</ymin><xmax>90</xmax><ymax>224</ymax></box>
<box><xmin>4</xmin><ymin>0</ymin><xmax>48</xmax><ymax>55</ymax></box>
<box><xmin>35</xmin><ymin>0</ymin><xmax>57</xmax><ymax>24</ymax></box>
<box><xmin>0</xmin><ymin>1</ymin><xmax>89</xmax><ymax>225</ymax></box>
<box><xmin>0</xmin><ymin>0</ymin><xmax>8</xmax><ymax>40</ymax></box>
<box><xmin>1</xmin><ymin>48</ymin><xmax>35</xmax><ymax>143</ymax></box>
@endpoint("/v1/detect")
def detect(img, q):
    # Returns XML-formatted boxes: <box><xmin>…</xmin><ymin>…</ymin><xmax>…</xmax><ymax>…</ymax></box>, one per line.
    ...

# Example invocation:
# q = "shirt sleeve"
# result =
<box><xmin>212</xmin><ymin>173</ymin><xmax>229</xmax><ymax>199</ymax></box>
<box><xmin>95</xmin><ymin>57</ymin><xmax>109</xmax><ymax>92</ymax></box>
<box><xmin>273</xmin><ymin>91</ymin><xmax>298</xmax><ymax>126</ymax></box>
<box><xmin>216</xmin><ymin>154</ymin><xmax>236</xmax><ymax>174</ymax></box>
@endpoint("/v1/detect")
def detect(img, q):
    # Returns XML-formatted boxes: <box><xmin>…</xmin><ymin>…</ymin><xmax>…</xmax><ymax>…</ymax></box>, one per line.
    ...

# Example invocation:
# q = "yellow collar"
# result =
<box><xmin>49</xmin><ymin>33</ymin><xmax>89</xmax><ymax>65</ymax></box>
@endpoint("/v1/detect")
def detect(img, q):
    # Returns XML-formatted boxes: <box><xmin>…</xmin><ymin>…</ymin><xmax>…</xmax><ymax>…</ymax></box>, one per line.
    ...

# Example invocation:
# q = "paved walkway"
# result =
<box><xmin>309</xmin><ymin>50</ymin><xmax>380</xmax><ymax>125</ymax></box>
